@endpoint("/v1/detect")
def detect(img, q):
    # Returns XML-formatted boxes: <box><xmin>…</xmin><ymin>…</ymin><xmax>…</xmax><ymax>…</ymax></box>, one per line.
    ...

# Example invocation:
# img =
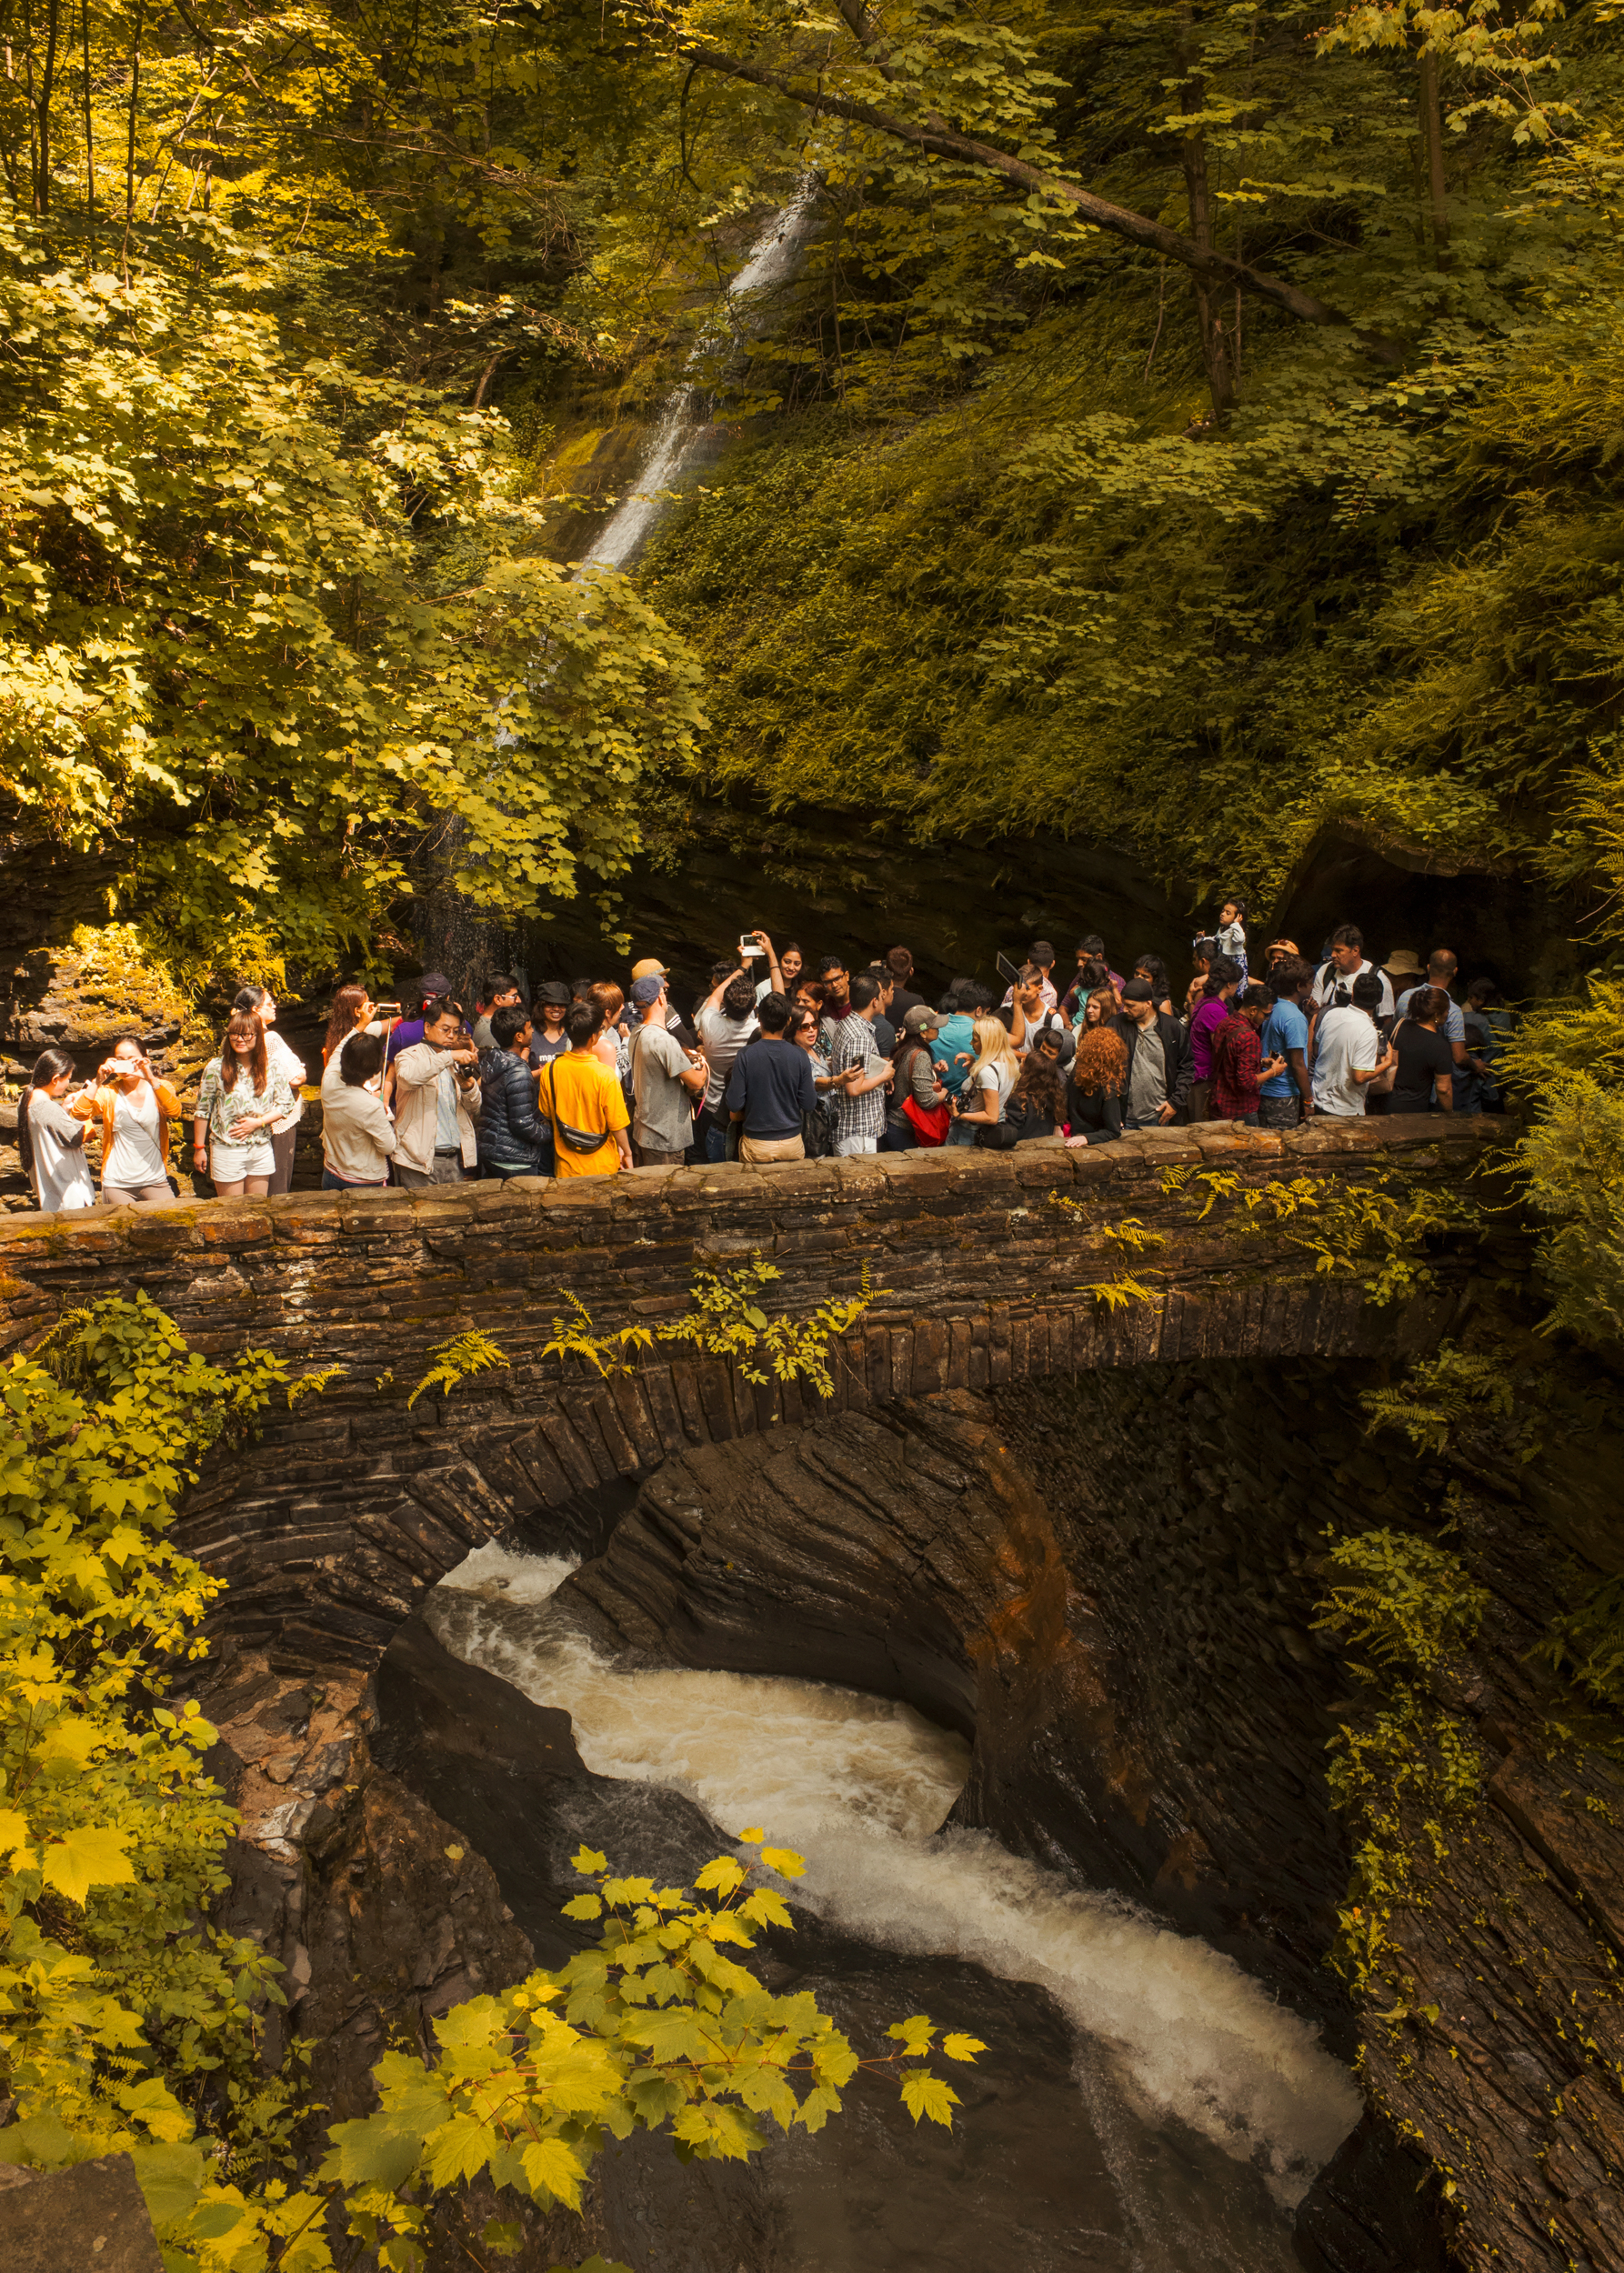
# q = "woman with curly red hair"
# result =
<box><xmin>1064</xmin><ymin>1026</ymin><xmax>1128</xmax><ymax>1147</ymax></box>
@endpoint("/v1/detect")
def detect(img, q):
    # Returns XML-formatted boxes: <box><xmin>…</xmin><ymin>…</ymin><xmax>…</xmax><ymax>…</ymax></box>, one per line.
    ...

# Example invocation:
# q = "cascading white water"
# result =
<box><xmin>583</xmin><ymin>182</ymin><xmax>820</xmax><ymax>573</ymax></box>
<box><xmin>416</xmin><ymin>187</ymin><xmax>817</xmax><ymax>982</ymax></box>
<box><xmin>426</xmin><ymin>1542</ymin><xmax>1361</xmax><ymax>2218</ymax></box>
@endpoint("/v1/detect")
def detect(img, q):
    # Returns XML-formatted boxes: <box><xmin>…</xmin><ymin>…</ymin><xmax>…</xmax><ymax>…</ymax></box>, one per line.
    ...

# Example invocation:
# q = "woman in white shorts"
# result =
<box><xmin>192</xmin><ymin>1010</ymin><xmax>296</xmax><ymax>1197</ymax></box>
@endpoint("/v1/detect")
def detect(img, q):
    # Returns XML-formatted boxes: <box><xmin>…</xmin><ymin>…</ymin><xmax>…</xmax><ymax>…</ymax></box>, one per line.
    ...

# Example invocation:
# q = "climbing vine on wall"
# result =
<box><xmin>526</xmin><ymin>1257</ymin><xmax>890</xmax><ymax>1401</ymax></box>
<box><xmin>1314</xmin><ymin>1528</ymin><xmax>1490</xmax><ymax>2008</ymax></box>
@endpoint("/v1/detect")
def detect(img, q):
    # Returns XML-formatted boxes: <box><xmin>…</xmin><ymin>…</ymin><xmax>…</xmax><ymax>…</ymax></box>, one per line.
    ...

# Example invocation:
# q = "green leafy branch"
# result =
<box><xmin>538</xmin><ymin>1258</ymin><xmax>891</xmax><ymax>1402</ymax></box>
<box><xmin>1359</xmin><ymin>1341</ymin><xmax>1541</xmax><ymax>1459</ymax></box>
<box><xmin>406</xmin><ymin>1330</ymin><xmax>512</xmax><ymax>1408</ymax></box>
<box><xmin>1085</xmin><ymin>1275</ymin><xmax>1161</xmax><ymax>1313</ymax></box>
<box><xmin>538</xmin><ymin>1291</ymin><xmax>657</xmax><ymax>1380</ymax></box>
<box><xmin>657</xmin><ymin>1258</ymin><xmax>889</xmax><ymax>1398</ymax></box>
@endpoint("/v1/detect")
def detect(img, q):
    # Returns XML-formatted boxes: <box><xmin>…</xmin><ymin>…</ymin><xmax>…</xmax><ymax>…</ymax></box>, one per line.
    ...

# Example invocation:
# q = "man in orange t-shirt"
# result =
<box><xmin>536</xmin><ymin>999</ymin><xmax>632</xmax><ymax>1177</ymax></box>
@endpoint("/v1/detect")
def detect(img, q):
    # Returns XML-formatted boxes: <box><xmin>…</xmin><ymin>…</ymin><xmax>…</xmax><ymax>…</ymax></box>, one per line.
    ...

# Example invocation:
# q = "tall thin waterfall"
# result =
<box><xmin>584</xmin><ymin>182</ymin><xmax>819</xmax><ymax>573</ymax></box>
<box><xmin>413</xmin><ymin>189</ymin><xmax>817</xmax><ymax>987</ymax></box>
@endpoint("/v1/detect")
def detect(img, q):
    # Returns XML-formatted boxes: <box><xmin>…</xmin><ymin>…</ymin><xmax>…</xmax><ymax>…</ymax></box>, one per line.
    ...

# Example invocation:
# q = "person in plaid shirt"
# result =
<box><xmin>1212</xmin><ymin>984</ymin><xmax>1283</xmax><ymax>1124</ymax></box>
<box><xmin>829</xmin><ymin>976</ymin><xmax>894</xmax><ymax>1155</ymax></box>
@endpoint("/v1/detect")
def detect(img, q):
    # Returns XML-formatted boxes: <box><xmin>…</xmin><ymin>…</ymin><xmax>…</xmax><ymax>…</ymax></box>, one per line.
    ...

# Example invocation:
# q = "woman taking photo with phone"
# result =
<box><xmin>19</xmin><ymin>1049</ymin><xmax>95</xmax><ymax>1212</ymax></box>
<box><xmin>193</xmin><ymin>1010</ymin><xmax>296</xmax><ymax>1197</ymax></box>
<box><xmin>71</xmin><ymin>1036</ymin><xmax>183</xmax><ymax>1205</ymax></box>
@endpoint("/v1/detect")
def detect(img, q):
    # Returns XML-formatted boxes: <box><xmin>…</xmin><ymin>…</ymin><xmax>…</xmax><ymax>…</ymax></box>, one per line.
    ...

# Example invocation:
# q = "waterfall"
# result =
<box><xmin>412</xmin><ymin>185</ymin><xmax>817</xmax><ymax>988</ymax></box>
<box><xmin>584</xmin><ymin>180</ymin><xmax>820</xmax><ymax>573</ymax></box>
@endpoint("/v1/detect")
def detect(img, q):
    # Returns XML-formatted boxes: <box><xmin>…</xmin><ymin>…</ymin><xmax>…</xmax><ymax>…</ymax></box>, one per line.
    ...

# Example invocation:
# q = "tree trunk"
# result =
<box><xmin>1179</xmin><ymin>35</ymin><xmax>1238</xmax><ymax>417</ymax></box>
<box><xmin>1419</xmin><ymin>50</ymin><xmax>1449</xmax><ymax>265</ymax></box>
<box><xmin>34</xmin><ymin>0</ymin><xmax>59</xmax><ymax>214</ymax></box>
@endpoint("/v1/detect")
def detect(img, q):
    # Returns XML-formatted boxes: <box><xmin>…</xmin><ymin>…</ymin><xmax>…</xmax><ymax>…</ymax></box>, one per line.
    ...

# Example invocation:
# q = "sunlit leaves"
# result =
<box><xmin>38</xmin><ymin>1824</ymin><xmax>135</xmax><ymax>1906</ymax></box>
<box><xmin>0</xmin><ymin>210</ymin><xmax>704</xmax><ymax>969</ymax></box>
<box><xmin>899</xmin><ymin>2071</ymin><xmax>962</xmax><ymax>2126</ymax></box>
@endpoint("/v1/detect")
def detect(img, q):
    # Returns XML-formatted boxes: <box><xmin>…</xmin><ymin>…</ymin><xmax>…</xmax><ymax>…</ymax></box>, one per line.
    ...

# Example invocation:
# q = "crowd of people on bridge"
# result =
<box><xmin>14</xmin><ymin>906</ymin><xmax>1509</xmax><ymax>1210</ymax></box>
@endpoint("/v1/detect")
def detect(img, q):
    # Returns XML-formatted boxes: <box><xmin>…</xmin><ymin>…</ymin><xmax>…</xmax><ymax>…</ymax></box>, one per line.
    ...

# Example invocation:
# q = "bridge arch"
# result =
<box><xmin>0</xmin><ymin>1116</ymin><xmax>1501</xmax><ymax>1670</ymax></box>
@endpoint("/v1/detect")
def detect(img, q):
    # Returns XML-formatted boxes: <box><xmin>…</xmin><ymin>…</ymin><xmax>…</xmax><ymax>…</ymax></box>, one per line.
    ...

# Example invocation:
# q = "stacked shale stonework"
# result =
<box><xmin>0</xmin><ymin>1114</ymin><xmax>1502</xmax><ymax>1670</ymax></box>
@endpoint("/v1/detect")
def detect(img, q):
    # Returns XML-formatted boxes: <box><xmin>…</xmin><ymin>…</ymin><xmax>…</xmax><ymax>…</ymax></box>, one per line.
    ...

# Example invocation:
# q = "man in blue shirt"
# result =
<box><xmin>930</xmin><ymin>983</ymin><xmax>987</xmax><ymax>1101</ymax></box>
<box><xmin>725</xmin><ymin>992</ymin><xmax>819</xmax><ymax>1164</ymax></box>
<box><xmin>1259</xmin><ymin>958</ymin><xmax>1313</xmax><ymax>1129</ymax></box>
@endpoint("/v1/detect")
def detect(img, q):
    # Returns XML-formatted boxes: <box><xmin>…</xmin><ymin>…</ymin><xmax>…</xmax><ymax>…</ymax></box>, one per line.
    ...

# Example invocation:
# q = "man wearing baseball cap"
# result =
<box><xmin>627</xmin><ymin>974</ymin><xmax>707</xmax><ymax>1166</ymax></box>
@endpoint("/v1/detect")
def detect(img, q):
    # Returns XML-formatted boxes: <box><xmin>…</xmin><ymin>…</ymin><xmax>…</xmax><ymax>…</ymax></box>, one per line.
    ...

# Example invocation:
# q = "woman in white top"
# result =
<box><xmin>319</xmin><ymin>1030</ymin><xmax>397</xmax><ymax>1188</ymax></box>
<box><xmin>72</xmin><ymin>1037</ymin><xmax>183</xmax><ymax>1204</ymax></box>
<box><xmin>951</xmin><ymin>1016</ymin><xmax>1022</xmax><ymax>1145</ymax></box>
<box><xmin>192</xmin><ymin>1011</ymin><xmax>296</xmax><ymax>1197</ymax></box>
<box><xmin>236</xmin><ymin>985</ymin><xmax>306</xmax><ymax>1196</ymax></box>
<box><xmin>17</xmin><ymin>1049</ymin><xmax>95</xmax><ymax>1213</ymax></box>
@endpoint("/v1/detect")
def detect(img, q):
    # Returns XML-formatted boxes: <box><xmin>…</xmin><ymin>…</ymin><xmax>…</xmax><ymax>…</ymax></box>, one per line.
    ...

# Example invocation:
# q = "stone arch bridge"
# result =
<box><xmin>0</xmin><ymin>1115</ymin><xmax>1503</xmax><ymax>1672</ymax></box>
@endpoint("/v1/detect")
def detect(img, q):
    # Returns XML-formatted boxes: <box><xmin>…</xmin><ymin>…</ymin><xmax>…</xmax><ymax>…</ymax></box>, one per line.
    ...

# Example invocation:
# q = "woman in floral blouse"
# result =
<box><xmin>192</xmin><ymin>1010</ymin><xmax>296</xmax><ymax>1197</ymax></box>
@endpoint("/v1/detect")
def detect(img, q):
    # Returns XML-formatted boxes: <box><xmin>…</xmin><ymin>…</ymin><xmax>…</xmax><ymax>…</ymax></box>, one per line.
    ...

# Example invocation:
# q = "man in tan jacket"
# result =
<box><xmin>388</xmin><ymin>998</ymin><xmax>481</xmax><ymax>1187</ymax></box>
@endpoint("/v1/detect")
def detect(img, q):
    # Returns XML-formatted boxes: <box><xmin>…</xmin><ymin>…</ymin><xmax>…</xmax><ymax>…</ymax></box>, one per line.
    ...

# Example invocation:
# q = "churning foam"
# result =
<box><xmin>429</xmin><ymin>1545</ymin><xmax>1360</xmax><ymax>2206</ymax></box>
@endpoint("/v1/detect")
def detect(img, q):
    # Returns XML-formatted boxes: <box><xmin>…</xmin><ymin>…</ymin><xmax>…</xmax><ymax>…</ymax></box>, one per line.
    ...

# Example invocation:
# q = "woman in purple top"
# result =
<box><xmin>1187</xmin><ymin>954</ymin><xmax>1241</xmax><ymax>1123</ymax></box>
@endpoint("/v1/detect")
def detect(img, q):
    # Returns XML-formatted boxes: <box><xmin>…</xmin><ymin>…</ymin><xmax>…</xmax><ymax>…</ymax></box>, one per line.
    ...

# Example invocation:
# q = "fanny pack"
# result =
<box><xmin>545</xmin><ymin>1062</ymin><xmax>610</xmax><ymax>1155</ymax></box>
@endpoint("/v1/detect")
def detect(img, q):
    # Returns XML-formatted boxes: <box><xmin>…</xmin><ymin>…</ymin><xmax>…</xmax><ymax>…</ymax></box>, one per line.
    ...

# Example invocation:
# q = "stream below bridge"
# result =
<box><xmin>415</xmin><ymin>1539</ymin><xmax>1362</xmax><ymax>2273</ymax></box>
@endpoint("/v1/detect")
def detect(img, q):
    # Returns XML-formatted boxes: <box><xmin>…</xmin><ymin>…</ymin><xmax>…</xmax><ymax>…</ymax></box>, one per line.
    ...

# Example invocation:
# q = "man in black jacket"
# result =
<box><xmin>477</xmin><ymin>1005</ymin><xmax>554</xmax><ymax>1178</ymax></box>
<box><xmin>1112</xmin><ymin>979</ymin><xmax>1192</xmax><ymax>1127</ymax></box>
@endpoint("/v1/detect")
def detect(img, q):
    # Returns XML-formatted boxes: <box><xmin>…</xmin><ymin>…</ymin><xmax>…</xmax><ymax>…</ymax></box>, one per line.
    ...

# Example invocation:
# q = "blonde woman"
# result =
<box><xmin>948</xmin><ymin>1016</ymin><xmax>1022</xmax><ymax>1147</ymax></box>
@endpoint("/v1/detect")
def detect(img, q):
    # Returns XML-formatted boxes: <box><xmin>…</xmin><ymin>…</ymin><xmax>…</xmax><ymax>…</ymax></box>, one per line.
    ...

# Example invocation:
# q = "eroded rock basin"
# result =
<box><xmin>385</xmin><ymin>1537</ymin><xmax>1359</xmax><ymax>2272</ymax></box>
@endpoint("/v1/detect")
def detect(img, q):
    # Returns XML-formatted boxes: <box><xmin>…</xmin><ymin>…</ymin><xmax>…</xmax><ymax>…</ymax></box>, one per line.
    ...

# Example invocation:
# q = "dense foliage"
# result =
<box><xmin>7</xmin><ymin>0</ymin><xmax>1624</xmax><ymax>965</ymax></box>
<box><xmin>0</xmin><ymin>1296</ymin><xmax>979</xmax><ymax>2268</ymax></box>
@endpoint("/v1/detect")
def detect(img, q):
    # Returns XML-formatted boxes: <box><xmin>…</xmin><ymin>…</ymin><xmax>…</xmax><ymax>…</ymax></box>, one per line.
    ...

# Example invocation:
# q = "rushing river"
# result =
<box><xmin>424</xmin><ymin>1541</ymin><xmax>1361</xmax><ymax>2272</ymax></box>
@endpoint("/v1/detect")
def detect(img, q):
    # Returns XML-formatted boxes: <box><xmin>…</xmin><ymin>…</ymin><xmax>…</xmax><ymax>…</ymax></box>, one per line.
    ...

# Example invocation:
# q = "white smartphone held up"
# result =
<box><xmin>739</xmin><ymin>935</ymin><xmax>764</xmax><ymax>958</ymax></box>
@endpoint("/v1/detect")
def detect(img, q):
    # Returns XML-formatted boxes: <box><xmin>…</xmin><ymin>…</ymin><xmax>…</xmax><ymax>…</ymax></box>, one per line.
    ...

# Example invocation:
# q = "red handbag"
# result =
<box><xmin>901</xmin><ymin>1093</ymin><xmax>951</xmax><ymax>1147</ymax></box>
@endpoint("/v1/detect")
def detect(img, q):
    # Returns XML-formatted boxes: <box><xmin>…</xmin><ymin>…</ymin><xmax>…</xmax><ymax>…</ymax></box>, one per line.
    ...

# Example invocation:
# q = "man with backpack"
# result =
<box><xmin>1311</xmin><ymin>972</ymin><xmax>1397</xmax><ymax>1116</ymax></box>
<box><xmin>1310</xmin><ymin>926</ymin><xmax>1396</xmax><ymax>1020</ymax></box>
<box><xmin>628</xmin><ymin>975</ymin><xmax>707</xmax><ymax>1167</ymax></box>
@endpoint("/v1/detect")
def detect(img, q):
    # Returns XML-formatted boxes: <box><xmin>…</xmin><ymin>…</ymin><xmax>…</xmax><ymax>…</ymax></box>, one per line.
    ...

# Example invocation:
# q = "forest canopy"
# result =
<box><xmin>0</xmin><ymin>0</ymin><xmax>1620</xmax><ymax>964</ymax></box>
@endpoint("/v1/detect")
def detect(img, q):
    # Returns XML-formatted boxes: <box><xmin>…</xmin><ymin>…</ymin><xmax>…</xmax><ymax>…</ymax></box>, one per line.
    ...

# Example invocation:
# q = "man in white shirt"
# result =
<box><xmin>1310</xmin><ymin>925</ymin><xmax>1395</xmax><ymax>1020</ymax></box>
<box><xmin>1312</xmin><ymin>973</ymin><xmax>1396</xmax><ymax>1116</ymax></box>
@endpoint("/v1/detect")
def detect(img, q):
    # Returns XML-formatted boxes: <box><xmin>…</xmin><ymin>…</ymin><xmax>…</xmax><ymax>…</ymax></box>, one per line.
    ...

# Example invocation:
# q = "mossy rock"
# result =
<box><xmin>0</xmin><ymin>924</ymin><xmax>189</xmax><ymax>1066</ymax></box>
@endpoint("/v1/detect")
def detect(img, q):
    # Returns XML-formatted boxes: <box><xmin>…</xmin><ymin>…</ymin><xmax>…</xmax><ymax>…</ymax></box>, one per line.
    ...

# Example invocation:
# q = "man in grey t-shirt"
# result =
<box><xmin>1113</xmin><ymin>978</ymin><xmax>1188</xmax><ymax>1128</ymax></box>
<box><xmin>629</xmin><ymin>976</ymin><xmax>707</xmax><ymax>1166</ymax></box>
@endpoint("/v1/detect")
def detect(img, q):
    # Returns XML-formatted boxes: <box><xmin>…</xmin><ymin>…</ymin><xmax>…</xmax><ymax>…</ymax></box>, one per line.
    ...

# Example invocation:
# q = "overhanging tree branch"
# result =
<box><xmin>676</xmin><ymin>38</ymin><xmax>1401</xmax><ymax>356</ymax></box>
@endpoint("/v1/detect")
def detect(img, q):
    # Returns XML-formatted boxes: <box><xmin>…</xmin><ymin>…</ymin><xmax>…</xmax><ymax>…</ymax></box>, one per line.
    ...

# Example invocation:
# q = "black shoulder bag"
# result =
<box><xmin>545</xmin><ymin>1062</ymin><xmax>611</xmax><ymax>1156</ymax></box>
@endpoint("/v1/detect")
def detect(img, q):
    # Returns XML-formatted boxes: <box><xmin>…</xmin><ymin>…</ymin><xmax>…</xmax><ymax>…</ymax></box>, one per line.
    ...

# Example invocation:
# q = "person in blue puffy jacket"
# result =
<box><xmin>478</xmin><ymin>1004</ymin><xmax>554</xmax><ymax>1178</ymax></box>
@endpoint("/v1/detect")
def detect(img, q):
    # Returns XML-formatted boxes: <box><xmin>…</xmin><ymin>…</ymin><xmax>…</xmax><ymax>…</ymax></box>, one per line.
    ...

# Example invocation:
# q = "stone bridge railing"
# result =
<box><xmin>0</xmin><ymin>1115</ymin><xmax>1506</xmax><ymax>1669</ymax></box>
